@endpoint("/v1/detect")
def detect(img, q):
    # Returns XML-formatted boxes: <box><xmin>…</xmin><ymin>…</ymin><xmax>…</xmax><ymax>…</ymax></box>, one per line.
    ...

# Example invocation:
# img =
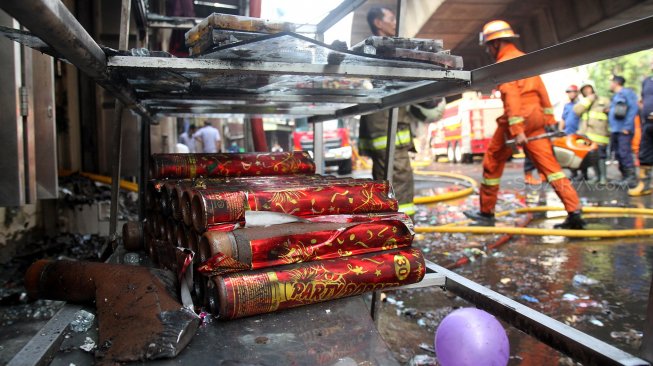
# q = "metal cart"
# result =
<box><xmin>2</xmin><ymin>0</ymin><xmax>653</xmax><ymax>365</ymax></box>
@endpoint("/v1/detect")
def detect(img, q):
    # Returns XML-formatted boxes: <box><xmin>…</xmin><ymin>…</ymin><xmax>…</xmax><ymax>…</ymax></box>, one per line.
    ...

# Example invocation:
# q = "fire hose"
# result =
<box><xmin>412</xmin><ymin>170</ymin><xmax>477</xmax><ymax>204</ymax></box>
<box><xmin>410</xmin><ymin>170</ymin><xmax>653</xmax><ymax>238</ymax></box>
<box><xmin>415</xmin><ymin>206</ymin><xmax>653</xmax><ymax>238</ymax></box>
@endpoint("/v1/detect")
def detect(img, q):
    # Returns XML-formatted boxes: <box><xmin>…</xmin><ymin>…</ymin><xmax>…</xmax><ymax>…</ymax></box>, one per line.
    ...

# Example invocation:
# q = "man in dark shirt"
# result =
<box><xmin>608</xmin><ymin>75</ymin><xmax>639</xmax><ymax>188</ymax></box>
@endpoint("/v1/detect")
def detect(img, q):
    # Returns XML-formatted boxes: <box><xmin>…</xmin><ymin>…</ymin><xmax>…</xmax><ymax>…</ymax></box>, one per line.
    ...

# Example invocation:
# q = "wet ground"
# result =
<box><xmin>2</xmin><ymin>161</ymin><xmax>651</xmax><ymax>365</ymax></box>
<box><xmin>376</xmin><ymin>160</ymin><xmax>653</xmax><ymax>365</ymax></box>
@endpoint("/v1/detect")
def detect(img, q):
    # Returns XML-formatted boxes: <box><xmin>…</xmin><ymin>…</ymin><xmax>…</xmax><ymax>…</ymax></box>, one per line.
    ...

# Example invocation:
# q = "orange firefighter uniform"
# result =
<box><xmin>480</xmin><ymin>42</ymin><xmax>581</xmax><ymax>214</ymax></box>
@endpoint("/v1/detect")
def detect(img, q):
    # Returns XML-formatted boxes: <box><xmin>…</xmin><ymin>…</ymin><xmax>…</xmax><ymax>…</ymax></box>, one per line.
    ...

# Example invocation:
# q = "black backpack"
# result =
<box><xmin>613</xmin><ymin>100</ymin><xmax>628</xmax><ymax>120</ymax></box>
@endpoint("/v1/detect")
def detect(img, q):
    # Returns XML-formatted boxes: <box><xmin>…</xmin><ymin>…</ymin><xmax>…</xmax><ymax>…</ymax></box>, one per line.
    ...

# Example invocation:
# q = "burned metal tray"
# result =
<box><xmin>107</xmin><ymin>32</ymin><xmax>469</xmax><ymax>117</ymax></box>
<box><xmin>12</xmin><ymin>296</ymin><xmax>398</xmax><ymax>366</ymax></box>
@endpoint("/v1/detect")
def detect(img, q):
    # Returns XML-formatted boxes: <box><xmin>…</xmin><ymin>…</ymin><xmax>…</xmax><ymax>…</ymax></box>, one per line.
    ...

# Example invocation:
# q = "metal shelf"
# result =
<box><xmin>106</xmin><ymin>32</ymin><xmax>469</xmax><ymax>117</ymax></box>
<box><xmin>3</xmin><ymin>1</ymin><xmax>653</xmax><ymax>365</ymax></box>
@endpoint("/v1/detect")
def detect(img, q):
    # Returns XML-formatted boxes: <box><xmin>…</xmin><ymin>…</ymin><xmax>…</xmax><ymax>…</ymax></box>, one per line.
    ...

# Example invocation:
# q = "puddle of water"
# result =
<box><xmin>379</xmin><ymin>192</ymin><xmax>652</xmax><ymax>365</ymax></box>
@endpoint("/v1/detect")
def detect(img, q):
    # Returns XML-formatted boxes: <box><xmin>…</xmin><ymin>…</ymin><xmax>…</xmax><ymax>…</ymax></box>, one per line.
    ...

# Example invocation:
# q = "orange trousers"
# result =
<box><xmin>480</xmin><ymin>123</ymin><xmax>581</xmax><ymax>214</ymax></box>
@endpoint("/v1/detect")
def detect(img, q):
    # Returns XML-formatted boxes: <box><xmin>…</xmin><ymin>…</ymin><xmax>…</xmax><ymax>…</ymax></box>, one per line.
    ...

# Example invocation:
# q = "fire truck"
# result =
<box><xmin>428</xmin><ymin>92</ymin><xmax>503</xmax><ymax>163</ymax></box>
<box><xmin>293</xmin><ymin>118</ymin><xmax>353</xmax><ymax>174</ymax></box>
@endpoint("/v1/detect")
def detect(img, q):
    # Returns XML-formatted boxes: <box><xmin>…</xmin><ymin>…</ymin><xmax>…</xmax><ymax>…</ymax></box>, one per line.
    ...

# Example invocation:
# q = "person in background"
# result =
<box><xmin>629</xmin><ymin>61</ymin><xmax>653</xmax><ymax>196</ymax></box>
<box><xmin>358</xmin><ymin>6</ymin><xmax>443</xmax><ymax>217</ymax></box>
<box><xmin>574</xmin><ymin>83</ymin><xmax>610</xmax><ymax>184</ymax></box>
<box><xmin>227</xmin><ymin>142</ymin><xmax>240</xmax><ymax>153</ymax></box>
<box><xmin>194</xmin><ymin>120</ymin><xmax>222</xmax><ymax>153</ymax></box>
<box><xmin>562</xmin><ymin>85</ymin><xmax>580</xmax><ymax>134</ymax></box>
<box><xmin>608</xmin><ymin>75</ymin><xmax>639</xmax><ymax>188</ymax></box>
<box><xmin>464</xmin><ymin>20</ymin><xmax>585</xmax><ymax>229</ymax></box>
<box><xmin>178</xmin><ymin>124</ymin><xmax>197</xmax><ymax>153</ymax></box>
<box><xmin>271</xmin><ymin>143</ymin><xmax>284</xmax><ymax>152</ymax></box>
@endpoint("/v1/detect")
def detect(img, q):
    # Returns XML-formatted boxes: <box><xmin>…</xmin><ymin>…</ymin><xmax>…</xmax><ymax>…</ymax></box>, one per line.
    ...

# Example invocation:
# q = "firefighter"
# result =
<box><xmin>464</xmin><ymin>20</ymin><xmax>586</xmax><ymax>229</ymax></box>
<box><xmin>359</xmin><ymin>7</ymin><xmax>444</xmax><ymax>216</ymax></box>
<box><xmin>574</xmin><ymin>83</ymin><xmax>610</xmax><ymax>184</ymax></box>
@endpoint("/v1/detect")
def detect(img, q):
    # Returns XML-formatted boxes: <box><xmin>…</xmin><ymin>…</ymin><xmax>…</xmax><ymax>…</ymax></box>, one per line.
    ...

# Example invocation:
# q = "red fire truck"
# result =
<box><xmin>428</xmin><ymin>92</ymin><xmax>503</xmax><ymax>163</ymax></box>
<box><xmin>293</xmin><ymin>118</ymin><xmax>352</xmax><ymax>174</ymax></box>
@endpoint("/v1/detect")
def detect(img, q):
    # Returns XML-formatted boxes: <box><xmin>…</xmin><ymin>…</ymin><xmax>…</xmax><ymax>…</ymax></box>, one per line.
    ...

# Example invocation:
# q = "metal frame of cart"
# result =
<box><xmin>2</xmin><ymin>0</ymin><xmax>653</xmax><ymax>365</ymax></box>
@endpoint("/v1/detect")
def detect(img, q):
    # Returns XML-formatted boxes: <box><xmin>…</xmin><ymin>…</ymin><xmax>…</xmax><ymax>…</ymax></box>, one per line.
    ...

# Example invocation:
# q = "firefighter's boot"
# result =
<box><xmin>597</xmin><ymin>159</ymin><xmax>608</xmax><ymax>185</ymax></box>
<box><xmin>553</xmin><ymin>210</ymin><xmax>586</xmax><ymax>230</ymax></box>
<box><xmin>628</xmin><ymin>166</ymin><xmax>653</xmax><ymax>196</ymax></box>
<box><xmin>622</xmin><ymin>168</ymin><xmax>638</xmax><ymax>189</ymax></box>
<box><xmin>463</xmin><ymin>210</ymin><xmax>496</xmax><ymax>227</ymax></box>
<box><xmin>524</xmin><ymin>171</ymin><xmax>542</xmax><ymax>185</ymax></box>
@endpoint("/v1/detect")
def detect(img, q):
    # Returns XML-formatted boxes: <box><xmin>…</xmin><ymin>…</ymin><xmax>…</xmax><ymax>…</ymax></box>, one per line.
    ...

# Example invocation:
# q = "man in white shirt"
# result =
<box><xmin>193</xmin><ymin>121</ymin><xmax>222</xmax><ymax>153</ymax></box>
<box><xmin>178</xmin><ymin>124</ymin><xmax>197</xmax><ymax>153</ymax></box>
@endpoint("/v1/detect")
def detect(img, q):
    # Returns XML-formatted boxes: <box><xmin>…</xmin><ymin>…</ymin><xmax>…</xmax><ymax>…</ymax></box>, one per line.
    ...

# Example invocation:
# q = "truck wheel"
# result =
<box><xmin>454</xmin><ymin>143</ymin><xmax>463</xmax><ymax>164</ymax></box>
<box><xmin>462</xmin><ymin>153</ymin><xmax>473</xmax><ymax>164</ymax></box>
<box><xmin>447</xmin><ymin>143</ymin><xmax>456</xmax><ymax>163</ymax></box>
<box><xmin>338</xmin><ymin>159</ymin><xmax>353</xmax><ymax>175</ymax></box>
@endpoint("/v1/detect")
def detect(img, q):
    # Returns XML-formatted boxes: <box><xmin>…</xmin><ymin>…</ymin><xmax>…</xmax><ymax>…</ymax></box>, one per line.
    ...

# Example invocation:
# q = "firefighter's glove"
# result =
<box><xmin>545</xmin><ymin>124</ymin><xmax>558</xmax><ymax>134</ymax></box>
<box><xmin>515</xmin><ymin>132</ymin><xmax>528</xmax><ymax>147</ymax></box>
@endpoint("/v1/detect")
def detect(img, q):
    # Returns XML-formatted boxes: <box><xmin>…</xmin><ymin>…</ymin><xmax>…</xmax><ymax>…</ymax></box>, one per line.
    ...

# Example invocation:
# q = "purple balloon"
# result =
<box><xmin>435</xmin><ymin>308</ymin><xmax>510</xmax><ymax>366</ymax></box>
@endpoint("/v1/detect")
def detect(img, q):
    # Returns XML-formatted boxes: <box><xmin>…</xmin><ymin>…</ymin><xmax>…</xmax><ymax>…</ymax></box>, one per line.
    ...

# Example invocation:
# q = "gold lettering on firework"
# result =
<box><xmin>269</xmin><ymin>263</ymin><xmax>400</xmax><ymax>304</ymax></box>
<box><xmin>394</xmin><ymin>254</ymin><xmax>410</xmax><ymax>280</ymax></box>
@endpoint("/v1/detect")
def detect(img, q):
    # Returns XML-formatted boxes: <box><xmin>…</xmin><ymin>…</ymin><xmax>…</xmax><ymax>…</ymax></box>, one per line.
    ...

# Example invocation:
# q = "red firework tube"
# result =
<box><xmin>211</xmin><ymin>248</ymin><xmax>425</xmax><ymax>319</ymax></box>
<box><xmin>146</xmin><ymin>180</ymin><xmax>165</xmax><ymax>211</ymax></box>
<box><xmin>158</xmin><ymin>215</ymin><xmax>168</xmax><ymax>241</ymax></box>
<box><xmin>150</xmin><ymin>152</ymin><xmax>316</xmax><ymax>179</ymax></box>
<box><xmin>177</xmin><ymin>177</ymin><xmax>379</xmax><ymax>226</ymax></box>
<box><xmin>181</xmin><ymin>190</ymin><xmax>195</xmax><ymax>227</ymax></box>
<box><xmin>176</xmin><ymin>224</ymin><xmax>188</xmax><ymax>248</ymax></box>
<box><xmin>166</xmin><ymin>218</ymin><xmax>177</xmax><ymax>246</ymax></box>
<box><xmin>145</xmin><ymin>211</ymin><xmax>156</xmax><ymax>239</ymax></box>
<box><xmin>302</xmin><ymin>212</ymin><xmax>410</xmax><ymax>224</ymax></box>
<box><xmin>198</xmin><ymin>217</ymin><xmax>414</xmax><ymax>276</ymax></box>
<box><xmin>186</xmin><ymin>229</ymin><xmax>201</xmax><ymax>256</ymax></box>
<box><xmin>191</xmin><ymin>182</ymin><xmax>397</xmax><ymax>231</ymax></box>
<box><xmin>151</xmin><ymin>213</ymin><xmax>162</xmax><ymax>239</ymax></box>
<box><xmin>151</xmin><ymin>239</ymin><xmax>177</xmax><ymax>272</ymax></box>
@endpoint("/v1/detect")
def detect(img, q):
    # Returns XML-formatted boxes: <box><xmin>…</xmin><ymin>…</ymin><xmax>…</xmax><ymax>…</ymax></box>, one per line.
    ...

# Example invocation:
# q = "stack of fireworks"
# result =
<box><xmin>144</xmin><ymin>152</ymin><xmax>425</xmax><ymax>319</ymax></box>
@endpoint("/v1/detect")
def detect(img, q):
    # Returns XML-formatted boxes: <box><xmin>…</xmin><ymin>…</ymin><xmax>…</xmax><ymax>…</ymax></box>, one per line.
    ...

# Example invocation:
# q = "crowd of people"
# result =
<box><xmin>560</xmin><ymin>62</ymin><xmax>653</xmax><ymax>196</ymax></box>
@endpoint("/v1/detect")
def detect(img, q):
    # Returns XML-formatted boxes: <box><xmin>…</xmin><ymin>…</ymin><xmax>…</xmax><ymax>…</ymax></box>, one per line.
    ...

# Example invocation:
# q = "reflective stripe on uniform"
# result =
<box><xmin>543</xmin><ymin>107</ymin><xmax>554</xmax><ymax>115</ymax></box>
<box><xmin>587</xmin><ymin>132</ymin><xmax>610</xmax><ymax>144</ymax></box>
<box><xmin>588</xmin><ymin>111</ymin><xmax>608</xmax><ymax>121</ymax></box>
<box><xmin>481</xmin><ymin>177</ymin><xmax>501</xmax><ymax>186</ymax></box>
<box><xmin>581</xmin><ymin>112</ymin><xmax>589</xmax><ymax>121</ymax></box>
<box><xmin>508</xmin><ymin>116</ymin><xmax>524</xmax><ymax>125</ymax></box>
<box><xmin>547</xmin><ymin>171</ymin><xmax>566</xmax><ymax>182</ymax></box>
<box><xmin>398</xmin><ymin>202</ymin><xmax>416</xmax><ymax>215</ymax></box>
<box><xmin>370</xmin><ymin>129</ymin><xmax>412</xmax><ymax>150</ymax></box>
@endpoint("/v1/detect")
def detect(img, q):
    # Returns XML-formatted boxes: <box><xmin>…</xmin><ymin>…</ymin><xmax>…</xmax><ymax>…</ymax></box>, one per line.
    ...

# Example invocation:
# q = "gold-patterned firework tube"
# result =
<box><xmin>178</xmin><ymin>176</ymin><xmax>375</xmax><ymax>226</ymax></box>
<box><xmin>210</xmin><ymin>248</ymin><xmax>425</xmax><ymax>319</ymax></box>
<box><xmin>191</xmin><ymin>181</ymin><xmax>396</xmax><ymax>231</ymax></box>
<box><xmin>149</xmin><ymin>152</ymin><xmax>316</xmax><ymax>180</ymax></box>
<box><xmin>198</xmin><ymin>215</ymin><xmax>414</xmax><ymax>276</ymax></box>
